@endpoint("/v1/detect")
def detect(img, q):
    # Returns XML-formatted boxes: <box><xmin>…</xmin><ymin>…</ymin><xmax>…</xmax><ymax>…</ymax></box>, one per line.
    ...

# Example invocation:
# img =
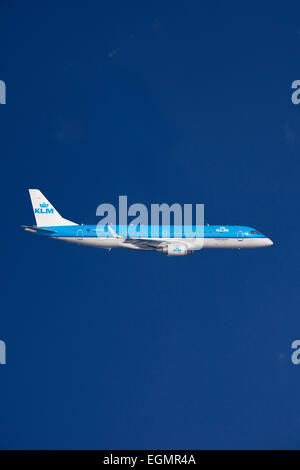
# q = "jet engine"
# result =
<box><xmin>162</xmin><ymin>243</ymin><xmax>194</xmax><ymax>256</ymax></box>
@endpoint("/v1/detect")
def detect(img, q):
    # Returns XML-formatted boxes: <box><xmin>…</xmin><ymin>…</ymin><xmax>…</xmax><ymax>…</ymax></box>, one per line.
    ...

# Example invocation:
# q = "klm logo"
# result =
<box><xmin>173</xmin><ymin>247</ymin><xmax>182</xmax><ymax>252</ymax></box>
<box><xmin>35</xmin><ymin>202</ymin><xmax>54</xmax><ymax>214</ymax></box>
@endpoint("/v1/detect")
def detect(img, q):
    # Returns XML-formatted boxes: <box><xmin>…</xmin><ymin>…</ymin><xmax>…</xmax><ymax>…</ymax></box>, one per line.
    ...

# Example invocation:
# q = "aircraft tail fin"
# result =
<box><xmin>28</xmin><ymin>189</ymin><xmax>78</xmax><ymax>227</ymax></box>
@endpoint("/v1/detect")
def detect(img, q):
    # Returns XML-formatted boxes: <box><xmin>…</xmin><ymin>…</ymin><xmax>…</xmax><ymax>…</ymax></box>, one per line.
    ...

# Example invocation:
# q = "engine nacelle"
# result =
<box><xmin>163</xmin><ymin>244</ymin><xmax>193</xmax><ymax>256</ymax></box>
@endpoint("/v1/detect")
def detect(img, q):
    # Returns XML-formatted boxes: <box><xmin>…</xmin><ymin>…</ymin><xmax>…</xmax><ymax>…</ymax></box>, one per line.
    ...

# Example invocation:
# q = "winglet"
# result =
<box><xmin>107</xmin><ymin>225</ymin><xmax>123</xmax><ymax>239</ymax></box>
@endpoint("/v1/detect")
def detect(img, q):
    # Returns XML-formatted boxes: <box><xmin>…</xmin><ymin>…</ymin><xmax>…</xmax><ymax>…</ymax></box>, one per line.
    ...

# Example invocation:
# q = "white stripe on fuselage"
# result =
<box><xmin>55</xmin><ymin>237</ymin><xmax>271</xmax><ymax>250</ymax></box>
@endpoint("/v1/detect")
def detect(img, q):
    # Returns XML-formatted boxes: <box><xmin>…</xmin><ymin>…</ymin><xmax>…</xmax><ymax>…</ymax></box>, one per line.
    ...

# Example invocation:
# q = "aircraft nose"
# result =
<box><xmin>265</xmin><ymin>238</ymin><xmax>273</xmax><ymax>247</ymax></box>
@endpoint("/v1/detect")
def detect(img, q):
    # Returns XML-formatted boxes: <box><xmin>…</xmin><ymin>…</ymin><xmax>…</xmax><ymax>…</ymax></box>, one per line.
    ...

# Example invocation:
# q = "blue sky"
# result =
<box><xmin>1</xmin><ymin>0</ymin><xmax>300</xmax><ymax>449</ymax></box>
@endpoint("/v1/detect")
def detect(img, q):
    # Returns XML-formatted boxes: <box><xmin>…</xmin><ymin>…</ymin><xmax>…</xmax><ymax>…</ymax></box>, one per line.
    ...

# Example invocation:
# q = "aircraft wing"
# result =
<box><xmin>123</xmin><ymin>238</ymin><xmax>166</xmax><ymax>250</ymax></box>
<box><xmin>107</xmin><ymin>225</ymin><xmax>166</xmax><ymax>251</ymax></box>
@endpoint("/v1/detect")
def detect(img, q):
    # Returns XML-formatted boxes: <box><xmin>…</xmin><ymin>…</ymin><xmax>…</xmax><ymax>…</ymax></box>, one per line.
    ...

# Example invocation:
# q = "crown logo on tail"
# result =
<box><xmin>40</xmin><ymin>202</ymin><xmax>49</xmax><ymax>208</ymax></box>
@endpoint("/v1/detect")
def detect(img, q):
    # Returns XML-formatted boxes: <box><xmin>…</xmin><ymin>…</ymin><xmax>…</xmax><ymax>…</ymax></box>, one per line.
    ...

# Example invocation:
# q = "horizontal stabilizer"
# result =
<box><xmin>22</xmin><ymin>225</ymin><xmax>57</xmax><ymax>234</ymax></box>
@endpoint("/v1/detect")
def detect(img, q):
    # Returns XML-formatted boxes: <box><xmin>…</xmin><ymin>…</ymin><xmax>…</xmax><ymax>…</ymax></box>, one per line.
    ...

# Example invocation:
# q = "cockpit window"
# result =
<box><xmin>250</xmin><ymin>230</ymin><xmax>260</xmax><ymax>234</ymax></box>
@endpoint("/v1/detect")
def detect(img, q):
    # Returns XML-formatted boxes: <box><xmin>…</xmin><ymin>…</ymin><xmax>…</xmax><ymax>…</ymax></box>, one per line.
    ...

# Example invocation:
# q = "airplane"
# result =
<box><xmin>23</xmin><ymin>189</ymin><xmax>274</xmax><ymax>256</ymax></box>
